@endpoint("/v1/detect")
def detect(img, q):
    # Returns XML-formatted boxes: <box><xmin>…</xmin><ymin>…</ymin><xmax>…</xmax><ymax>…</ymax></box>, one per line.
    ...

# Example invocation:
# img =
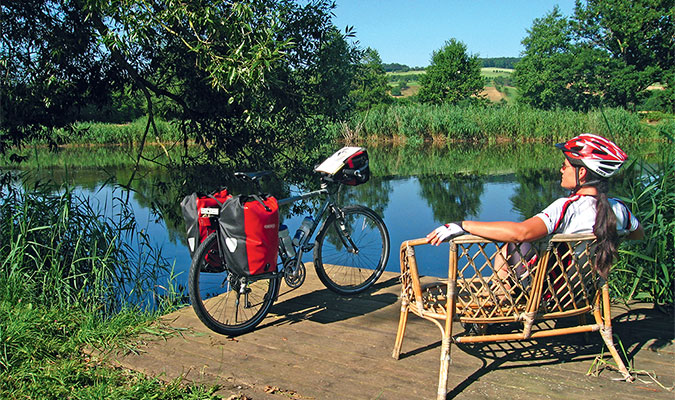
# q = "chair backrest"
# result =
<box><xmin>537</xmin><ymin>234</ymin><xmax>601</xmax><ymax>314</ymax></box>
<box><xmin>398</xmin><ymin>234</ymin><xmax>602</xmax><ymax>322</ymax></box>
<box><xmin>451</xmin><ymin>233</ymin><xmax>601</xmax><ymax>319</ymax></box>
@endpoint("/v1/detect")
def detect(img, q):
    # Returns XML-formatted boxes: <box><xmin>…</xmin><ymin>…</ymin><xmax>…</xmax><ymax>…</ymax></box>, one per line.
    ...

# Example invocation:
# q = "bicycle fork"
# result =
<box><xmin>331</xmin><ymin>205</ymin><xmax>359</xmax><ymax>254</ymax></box>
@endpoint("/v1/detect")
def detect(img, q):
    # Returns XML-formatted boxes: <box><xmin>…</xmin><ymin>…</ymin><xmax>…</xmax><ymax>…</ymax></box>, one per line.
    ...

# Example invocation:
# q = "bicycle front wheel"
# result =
<box><xmin>314</xmin><ymin>205</ymin><xmax>390</xmax><ymax>295</ymax></box>
<box><xmin>188</xmin><ymin>233</ymin><xmax>279</xmax><ymax>336</ymax></box>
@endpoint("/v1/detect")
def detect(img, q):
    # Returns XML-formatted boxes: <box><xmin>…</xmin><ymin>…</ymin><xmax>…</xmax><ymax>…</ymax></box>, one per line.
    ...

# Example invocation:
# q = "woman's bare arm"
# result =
<box><xmin>462</xmin><ymin>216</ymin><xmax>549</xmax><ymax>243</ymax></box>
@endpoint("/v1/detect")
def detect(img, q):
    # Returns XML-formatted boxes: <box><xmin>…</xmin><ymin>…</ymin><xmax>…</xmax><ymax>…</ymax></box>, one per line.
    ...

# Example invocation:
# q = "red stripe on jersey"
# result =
<box><xmin>552</xmin><ymin>194</ymin><xmax>582</xmax><ymax>232</ymax></box>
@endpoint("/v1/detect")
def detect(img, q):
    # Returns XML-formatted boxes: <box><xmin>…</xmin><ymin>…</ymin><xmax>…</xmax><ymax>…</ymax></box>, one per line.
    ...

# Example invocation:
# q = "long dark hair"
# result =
<box><xmin>587</xmin><ymin>177</ymin><xmax>618</xmax><ymax>279</ymax></box>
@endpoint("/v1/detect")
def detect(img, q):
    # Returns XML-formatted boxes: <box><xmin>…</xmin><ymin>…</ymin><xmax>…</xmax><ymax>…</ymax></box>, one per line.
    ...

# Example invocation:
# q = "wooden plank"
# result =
<box><xmin>108</xmin><ymin>269</ymin><xmax>674</xmax><ymax>399</ymax></box>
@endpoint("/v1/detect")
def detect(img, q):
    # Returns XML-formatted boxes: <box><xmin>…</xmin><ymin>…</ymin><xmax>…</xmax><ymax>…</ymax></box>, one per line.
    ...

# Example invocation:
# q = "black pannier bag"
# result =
<box><xmin>314</xmin><ymin>146</ymin><xmax>370</xmax><ymax>186</ymax></box>
<box><xmin>217</xmin><ymin>194</ymin><xmax>280</xmax><ymax>277</ymax></box>
<box><xmin>181</xmin><ymin>188</ymin><xmax>231</xmax><ymax>257</ymax></box>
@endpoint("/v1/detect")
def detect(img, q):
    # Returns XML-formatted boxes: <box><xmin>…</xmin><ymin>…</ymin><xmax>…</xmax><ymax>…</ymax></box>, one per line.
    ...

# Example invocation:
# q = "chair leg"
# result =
<box><xmin>392</xmin><ymin>301</ymin><xmax>409</xmax><ymax>359</ymax></box>
<box><xmin>436</xmin><ymin>337</ymin><xmax>451</xmax><ymax>400</ymax></box>
<box><xmin>597</xmin><ymin>285</ymin><xmax>633</xmax><ymax>381</ymax></box>
<box><xmin>599</xmin><ymin>327</ymin><xmax>633</xmax><ymax>381</ymax></box>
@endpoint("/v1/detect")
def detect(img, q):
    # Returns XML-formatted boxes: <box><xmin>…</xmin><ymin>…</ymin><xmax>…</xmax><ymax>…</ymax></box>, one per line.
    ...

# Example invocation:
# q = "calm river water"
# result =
<box><xmin>11</xmin><ymin>142</ymin><xmax>652</xmax><ymax>294</ymax></box>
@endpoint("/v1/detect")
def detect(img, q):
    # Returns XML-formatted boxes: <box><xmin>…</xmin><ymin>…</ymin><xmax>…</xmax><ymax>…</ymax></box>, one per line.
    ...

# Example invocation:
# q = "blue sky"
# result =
<box><xmin>332</xmin><ymin>1</ymin><xmax>577</xmax><ymax>67</ymax></box>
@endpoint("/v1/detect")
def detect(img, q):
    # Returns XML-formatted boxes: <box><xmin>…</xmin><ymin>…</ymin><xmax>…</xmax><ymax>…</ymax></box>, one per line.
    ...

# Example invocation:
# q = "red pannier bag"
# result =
<box><xmin>181</xmin><ymin>188</ymin><xmax>231</xmax><ymax>257</ymax></box>
<box><xmin>218</xmin><ymin>194</ymin><xmax>279</xmax><ymax>276</ymax></box>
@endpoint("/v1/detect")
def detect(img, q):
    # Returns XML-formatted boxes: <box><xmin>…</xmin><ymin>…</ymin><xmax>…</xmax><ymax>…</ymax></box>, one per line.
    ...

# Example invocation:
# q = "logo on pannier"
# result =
<box><xmin>264</xmin><ymin>224</ymin><xmax>276</xmax><ymax>229</ymax></box>
<box><xmin>225</xmin><ymin>237</ymin><xmax>238</xmax><ymax>253</ymax></box>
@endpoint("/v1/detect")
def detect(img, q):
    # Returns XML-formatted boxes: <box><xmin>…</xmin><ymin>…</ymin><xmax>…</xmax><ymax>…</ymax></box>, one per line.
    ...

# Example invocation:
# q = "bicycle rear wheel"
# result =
<box><xmin>314</xmin><ymin>205</ymin><xmax>390</xmax><ymax>295</ymax></box>
<box><xmin>188</xmin><ymin>233</ymin><xmax>279</xmax><ymax>336</ymax></box>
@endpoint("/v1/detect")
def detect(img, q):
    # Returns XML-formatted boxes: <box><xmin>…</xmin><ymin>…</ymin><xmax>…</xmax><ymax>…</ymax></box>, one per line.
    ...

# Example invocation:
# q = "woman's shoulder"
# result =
<box><xmin>544</xmin><ymin>194</ymin><xmax>589</xmax><ymax>209</ymax></box>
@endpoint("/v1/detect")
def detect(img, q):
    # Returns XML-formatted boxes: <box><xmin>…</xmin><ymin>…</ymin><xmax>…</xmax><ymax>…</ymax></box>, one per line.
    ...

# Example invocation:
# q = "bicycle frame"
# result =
<box><xmin>276</xmin><ymin>183</ymin><xmax>340</xmax><ymax>271</ymax></box>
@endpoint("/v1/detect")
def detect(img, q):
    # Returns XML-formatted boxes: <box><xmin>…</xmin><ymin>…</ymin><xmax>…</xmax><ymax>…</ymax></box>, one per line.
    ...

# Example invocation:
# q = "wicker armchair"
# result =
<box><xmin>392</xmin><ymin>234</ymin><xmax>632</xmax><ymax>400</ymax></box>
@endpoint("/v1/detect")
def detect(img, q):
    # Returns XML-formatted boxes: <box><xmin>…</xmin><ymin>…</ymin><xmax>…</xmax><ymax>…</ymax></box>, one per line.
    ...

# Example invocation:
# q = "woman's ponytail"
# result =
<box><xmin>593</xmin><ymin>180</ymin><xmax>618</xmax><ymax>278</ymax></box>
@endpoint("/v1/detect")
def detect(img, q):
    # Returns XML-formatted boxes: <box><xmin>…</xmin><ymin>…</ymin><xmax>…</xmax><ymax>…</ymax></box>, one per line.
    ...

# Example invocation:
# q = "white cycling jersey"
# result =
<box><xmin>535</xmin><ymin>194</ymin><xmax>640</xmax><ymax>235</ymax></box>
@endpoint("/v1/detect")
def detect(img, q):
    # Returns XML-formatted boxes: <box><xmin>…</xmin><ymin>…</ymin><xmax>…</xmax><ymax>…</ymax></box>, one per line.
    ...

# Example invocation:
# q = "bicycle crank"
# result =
<box><xmin>283</xmin><ymin>259</ymin><xmax>306</xmax><ymax>289</ymax></box>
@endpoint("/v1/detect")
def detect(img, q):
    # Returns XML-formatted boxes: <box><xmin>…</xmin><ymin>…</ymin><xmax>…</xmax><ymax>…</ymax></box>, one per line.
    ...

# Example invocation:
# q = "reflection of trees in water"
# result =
<box><xmin>370</xmin><ymin>142</ymin><xmax>561</xmax><ymax>177</ymax></box>
<box><xmin>336</xmin><ymin>177</ymin><xmax>392</xmax><ymax>216</ymax></box>
<box><xmin>510</xmin><ymin>169</ymin><xmax>566</xmax><ymax>220</ymax></box>
<box><xmin>418</xmin><ymin>175</ymin><xmax>484</xmax><ymax>221</ymax></box>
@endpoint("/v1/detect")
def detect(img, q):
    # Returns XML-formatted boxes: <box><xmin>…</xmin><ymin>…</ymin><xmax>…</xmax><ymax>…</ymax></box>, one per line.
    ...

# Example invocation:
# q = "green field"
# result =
<box><xmin>480</xmin><ymin>67</ymin><xmax>513</xmax><ymax>78</ymax></box>
<box><xmin>386</xmin><ymin>68</ymin><xmax>514</xmax><ymax>79</ymax></box>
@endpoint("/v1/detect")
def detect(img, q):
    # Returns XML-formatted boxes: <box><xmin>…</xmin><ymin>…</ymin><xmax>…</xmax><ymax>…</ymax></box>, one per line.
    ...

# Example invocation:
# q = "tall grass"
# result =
<box><xmin>45</xmin><ymin>117</ymin><xmax>181</xmax><ymax>145</ymax></box>
<box><xmin>328</xmin><ymin>104</ymin><xmax>657</xmax><ymax>142</ymax></box>
<box><xmin>611</xmin><ymin>132</ymin><xmax>674</xmax><ymax>305</ymax></box>
<box><xmin>0</xmin><ymin>182</ymin><xmax>175</xmax><ymax>312</ymax></box>
<box><xmin>0</xmin><ymin>179</ymin><xmax>215</xmax><ymax>398</ymax></box>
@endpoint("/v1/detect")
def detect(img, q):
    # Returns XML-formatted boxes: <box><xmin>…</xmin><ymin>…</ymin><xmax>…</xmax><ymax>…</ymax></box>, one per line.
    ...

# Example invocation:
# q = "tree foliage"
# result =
<box><xmin>350</xmin><ymin>48</ymin><xmax>391</xmax><ymax>111</ymax></box>
<box><xmin>1</xmin><ymin>0</ymin><xmax>363</xmax><ymax>174</ymax></box>
<box><xmin>418</xmin><ymin>39</ymin><xmax>484</xmax><ymax>105</ymax></box>
<box><xmin>479</xmin><ymin>57</ymin><xmax>521</xmax><ymax>69</ymax></box>
<box><xmin>515</xmin><ymin>1</ymin><xmax>674</xmax><ymax>111</ymax></box>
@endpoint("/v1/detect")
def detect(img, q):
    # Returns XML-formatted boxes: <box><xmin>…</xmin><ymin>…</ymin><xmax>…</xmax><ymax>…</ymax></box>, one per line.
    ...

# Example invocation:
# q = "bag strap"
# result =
<box><xmin>249</xmin><ymin>194</ymin><xmax>272</xmax><ymax>212</ymax></box>
<box><xmin>208</xmin><ymin>194</ymin><xmax>224</xmax><ymax>206</ymax></box>
<box><xmin>207</xmin><ymin>187</ymin><xmax>229</xmax><ymax>206</ymax></box>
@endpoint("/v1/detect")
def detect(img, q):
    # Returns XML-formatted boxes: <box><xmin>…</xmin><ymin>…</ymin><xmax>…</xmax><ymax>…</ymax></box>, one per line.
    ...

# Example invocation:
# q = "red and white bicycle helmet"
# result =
<box><xmin>555</xmin><ymin>134</ymin><xmax>627</xmax><ymax>178</ymax></box>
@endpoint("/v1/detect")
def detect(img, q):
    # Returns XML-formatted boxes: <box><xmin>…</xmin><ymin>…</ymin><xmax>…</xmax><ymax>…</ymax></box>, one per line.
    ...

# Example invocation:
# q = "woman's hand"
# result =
<box><xmin>426</xmin><ymin>222</ymin><xmax>466</xmax><ymax>246</ymax></box>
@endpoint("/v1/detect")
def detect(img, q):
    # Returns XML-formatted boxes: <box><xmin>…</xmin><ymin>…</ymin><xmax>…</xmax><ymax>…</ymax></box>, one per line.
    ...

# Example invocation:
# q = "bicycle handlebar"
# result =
<box><xmin>340</xmin><ymin>160</ymin><xmax>368</xmax><ymax>179</ymax></box>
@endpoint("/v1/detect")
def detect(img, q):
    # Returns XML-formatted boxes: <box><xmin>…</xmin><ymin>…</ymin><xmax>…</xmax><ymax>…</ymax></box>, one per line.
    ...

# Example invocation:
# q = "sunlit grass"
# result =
<box><xmin>611</xmin><ymin>132</ymin><xmax>674</xmax><ymax>305</ymax></box>
<box><xmin>329</xmin><ymin>104</ymin><xmax>661</xmax><ymax>142</ymax></box>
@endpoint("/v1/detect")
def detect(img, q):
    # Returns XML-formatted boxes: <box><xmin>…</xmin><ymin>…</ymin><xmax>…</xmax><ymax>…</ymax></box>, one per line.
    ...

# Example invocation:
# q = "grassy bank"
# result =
<box><xmin>0</xmin><ymin>184</ymin><xmax>216</xmax><ymax>399</ymax></box>
<box><xmin>9</xmin><ymin>106</ymin><xmax>672</xmax><ymax>153</ymax></box>
<box><xmin>328</xmin><ymin>104</ymin><xmax>670</xmax><ymax>143</ymax></box>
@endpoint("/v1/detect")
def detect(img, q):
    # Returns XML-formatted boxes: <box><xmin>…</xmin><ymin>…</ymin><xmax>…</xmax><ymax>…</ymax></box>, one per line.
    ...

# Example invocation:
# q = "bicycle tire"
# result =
<box><xmin>188</xmin><ymin>233</ymin><xmax>279</xmax><ymax>336</ymax></box>
<box><xmin>314</xmin><ymin>205</ymin><xmax>390</xmax><ymax>295</ymax></box>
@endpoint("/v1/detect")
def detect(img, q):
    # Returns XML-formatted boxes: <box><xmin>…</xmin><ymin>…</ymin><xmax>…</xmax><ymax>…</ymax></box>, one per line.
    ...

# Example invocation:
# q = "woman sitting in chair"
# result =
<box><xmin>427</xmin><ymin>134</ymin><xmax>644</xmax><ymax>284</ymax></box>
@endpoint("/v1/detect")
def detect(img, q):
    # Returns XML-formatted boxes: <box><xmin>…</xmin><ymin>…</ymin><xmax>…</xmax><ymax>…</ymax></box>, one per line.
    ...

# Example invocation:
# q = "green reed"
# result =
<box><xmin>611</xmin><ymin>134</ymin><xmax>674</xmax><ymax>305</ymax></box>
<box><xmin>45</xmin><ymin>117</ymin><xmax>181</xmax><ymax>145</ymax></box>
<box><xmin>0</xmin><ymin>182</ymin><xmax>174</xmax><ymax>312</ymax></box>
<box><xmin>330</xmin><ymin>104</ymin><xmax>659</xmax><ymax>142</ymax></box>
<box><xmin>0</xmin><ymin>180</ymin><xmax>216</xmax><ymax>398</ymax></box>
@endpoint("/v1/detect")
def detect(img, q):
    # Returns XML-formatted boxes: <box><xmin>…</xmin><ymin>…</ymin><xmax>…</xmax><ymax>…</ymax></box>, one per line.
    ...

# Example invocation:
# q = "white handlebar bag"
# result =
<box><xmin>315</xmin><ymin>146</ymin><xmax>370</xmax><ymax>185</ymax></box>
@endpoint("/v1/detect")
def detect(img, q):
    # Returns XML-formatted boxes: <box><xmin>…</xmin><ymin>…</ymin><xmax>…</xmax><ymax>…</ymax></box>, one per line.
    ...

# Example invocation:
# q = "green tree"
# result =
<box><xmin>418</xmin><ymin>39</ymin><xmax>484</xmax><ymax>105</ymax></box>
<box><xmin>516</xmin><ymin>1</ymin><xmax>673</xmax><ymax>111</ymax></box>
<box><xmin>574</xmin><ymin>0</ymin><xmax>673</xmax><ymax>76</ymax></box>
<box><xmin>573</xmin><ymin>0</ymin><xmax>674</xmax><ymax>110</ymax></box>
<box><xmin>1</xmin><ymin>0</ymin><xmax>359</xmax><ymax>175</ymax></box>
<box><xmin>514</xmin><ymin>7</ymin><xmax>590</xmax><ymax>110</ymax></box>
<box><xmin>350</xmin><ymin>48</ymin><xmax>391</xmax><ymax>111</ymax></box>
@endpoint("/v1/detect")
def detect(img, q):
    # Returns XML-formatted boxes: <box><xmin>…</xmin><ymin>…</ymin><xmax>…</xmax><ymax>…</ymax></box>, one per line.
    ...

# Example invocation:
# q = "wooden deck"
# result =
<box><xmin>111</xmin><ymin>268</ymin><xmax>674</xmax><ymax>399</ymax></box>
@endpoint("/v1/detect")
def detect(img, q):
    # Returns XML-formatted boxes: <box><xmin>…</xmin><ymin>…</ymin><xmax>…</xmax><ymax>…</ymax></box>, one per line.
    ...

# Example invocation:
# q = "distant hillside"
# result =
<box><xmin>479</xmin><ymin>57</ymin><xmax>521</xmax><ymax>69</ymax></box>
<box><xmin>384</xmin><ymin>58</ymin><xmax>520</xmax><ymax>72</ymax></box>
<box><xmin>382</xmin><ymin>63</ymin><xmax>421</xmax><ymax>72</ymax></box>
